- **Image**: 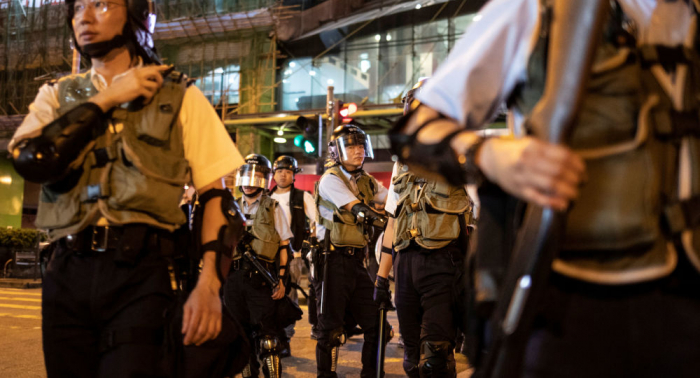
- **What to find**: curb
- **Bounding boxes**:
[0,280,42,289]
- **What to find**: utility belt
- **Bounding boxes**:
[56,224,175,264]
[231,257,278,289]
[231,257,276,274]
[329,243,364,259]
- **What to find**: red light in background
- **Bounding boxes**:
[339,103,358,118]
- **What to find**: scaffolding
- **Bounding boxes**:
[0,0,294,124]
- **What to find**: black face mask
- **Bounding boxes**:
[81,34,129,58]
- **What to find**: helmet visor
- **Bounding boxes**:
[337,133,374,162]
[235,164,271,189]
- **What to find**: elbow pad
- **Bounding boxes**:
[12,102,106,184]
[351,203,388,230]
[195,188,246,283]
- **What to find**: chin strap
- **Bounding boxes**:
[82,34,129,58]
[241,187,263,198]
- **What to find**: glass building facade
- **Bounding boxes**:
[280,13,478,111]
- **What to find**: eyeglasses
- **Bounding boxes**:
[72,1,125,18]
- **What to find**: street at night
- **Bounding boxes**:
[0,287,472,377]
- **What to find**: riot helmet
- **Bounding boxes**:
[66,0,160,64]
[402,77,429,115]
[328,124,374,166]
[235,154,272,190]
[273,155,302,174]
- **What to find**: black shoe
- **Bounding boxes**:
[280,338,291,358]
[346,326,363,338]
[280,346,291,358]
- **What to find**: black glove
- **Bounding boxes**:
[351,203,387,230]
[373,276,395,310]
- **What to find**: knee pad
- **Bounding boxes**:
[257,335,282,378]
[257,334,283,357]
[419,340,456,378]
[328,327,347,348]
[326,327,346,372]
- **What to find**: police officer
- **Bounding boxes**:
[269,155,317,356]
[375,79,473,378]
[8,0,245,376]
[390,0,700,377]
[314,124,389,378]
[224,154,293,378]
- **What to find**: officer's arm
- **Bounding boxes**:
[182,179,227,346]
[342,200,362,212]
[377,220,394,279]
[12,103,106,184]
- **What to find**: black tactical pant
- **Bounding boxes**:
[224,265,279,373]
[314,251,385,378]
[523,270,700,378]
[42,238,174,378]
[394,243,463,377]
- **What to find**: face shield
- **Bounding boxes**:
[234,164,271,190]
[336,133,374,162]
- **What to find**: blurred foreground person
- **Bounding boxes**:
[9,0,249,376]
[390,1,700,377]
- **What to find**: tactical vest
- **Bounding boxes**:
[236,194,281,263]
[392,167,472,251]
[509,2,700,284]
[35,70,190,241]
[271,185,308,252]
[315,165,377,248]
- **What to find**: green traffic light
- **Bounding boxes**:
[304,140,316,154]
[294,135,304,147]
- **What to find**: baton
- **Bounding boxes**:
[243,251,279,288]
[376,303,389,378]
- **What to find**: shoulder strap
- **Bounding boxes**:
[290,186,305,207]
[327,166,359,197]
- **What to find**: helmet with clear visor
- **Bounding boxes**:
[235,154,272,190]
[328,124,374,164]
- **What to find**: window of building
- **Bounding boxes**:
[280,14,476,111]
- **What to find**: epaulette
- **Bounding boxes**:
[166,70,186,84]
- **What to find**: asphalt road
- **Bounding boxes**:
[0,287,472,377]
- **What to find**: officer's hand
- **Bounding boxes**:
[182,276,222,346]
[373,276,395,310]
[90,65,171,112]
[478,137,586,211]
[272,282,286,300]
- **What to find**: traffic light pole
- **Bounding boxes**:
[319,86,337,175]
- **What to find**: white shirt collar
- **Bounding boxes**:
[90,56,144,92]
